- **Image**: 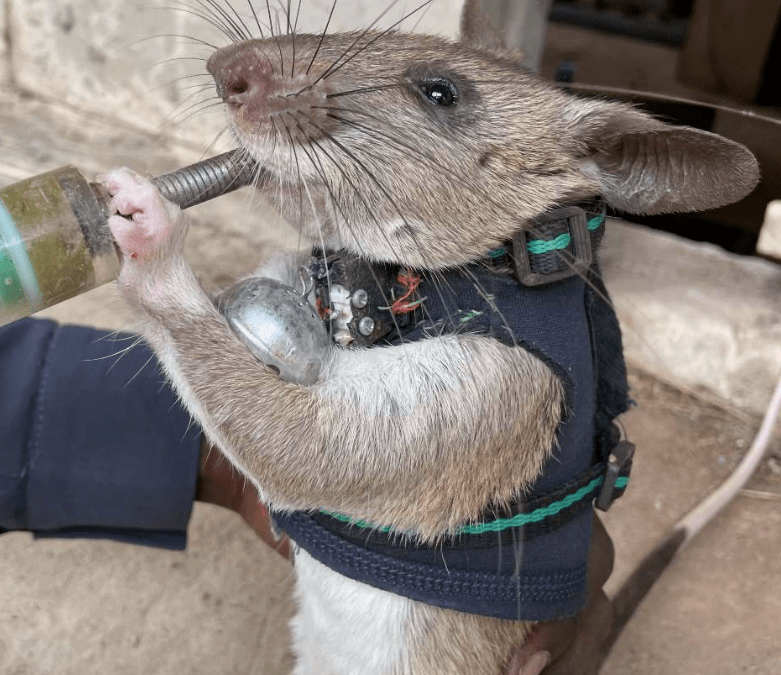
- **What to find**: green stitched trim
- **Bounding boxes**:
[487,214,605,260]
[527,232,571,255]
[525,214,605,255]
[458,475,628,535]
[587,214,605,231]
[320,473,629,536]
[459,309,484,323]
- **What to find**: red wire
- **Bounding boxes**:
[391,271,421,315]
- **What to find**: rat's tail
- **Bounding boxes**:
[600,372,781,668]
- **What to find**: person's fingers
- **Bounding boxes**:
[514,619,577,666]
[516,651,552,675]
[198,441,291,558]
[589,515,615,589]
[237,497,292,559]
[507,513,616,675]
[543,590,613,675]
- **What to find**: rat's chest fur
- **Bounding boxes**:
[291,550,538,675]
[291,551,414,675]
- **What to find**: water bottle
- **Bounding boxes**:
[0,150,257,327]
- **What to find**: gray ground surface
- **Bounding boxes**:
[2,21,781,675]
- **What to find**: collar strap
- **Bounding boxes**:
[317,432,633,546]
[489,201,607,286]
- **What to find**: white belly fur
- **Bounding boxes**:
[291,548,416,675]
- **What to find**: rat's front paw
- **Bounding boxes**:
[100,168,184,263]
[98,168,190,304]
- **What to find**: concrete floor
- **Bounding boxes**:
[2,19,781,675]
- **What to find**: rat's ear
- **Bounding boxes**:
[459,0,524,62]
[564,97,759,215]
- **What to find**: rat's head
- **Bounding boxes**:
[206,1,758,269]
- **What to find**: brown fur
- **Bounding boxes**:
[153,302,563,539]
[410,604,531,674]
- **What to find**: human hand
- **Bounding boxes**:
[196,440,291,559]
[505,514,615,675]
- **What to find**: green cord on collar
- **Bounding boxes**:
[489,214,605,260]
[459,476,628,535]
[320,473,629,537]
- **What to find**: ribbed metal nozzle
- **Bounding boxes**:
[152,149,261,209]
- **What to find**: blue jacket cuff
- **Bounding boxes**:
[0,318,201,550]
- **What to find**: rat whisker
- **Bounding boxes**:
[171,99,226,128]
[167,87,221,121]
[84,345,138,363]
[280,0,298,79]
[324,82,418,99]
[152,56,209,68]
[292,0,303,35]
[147,73,212,96]
[153,81,216,131]
[246,0,266,39]
[460,265,519,349]
[127,32,220,52]
[297,112,461,338]
[264,0,286,73]
[92,330,137,344]
[306,0,338,76]
[89,336,146,374]
[286,112,408,344]
[409,0,435,33]
[279,114,307,233]
[219,0,255,39]
[188,0,245,42]
[178,80,218,93]
[300,0,404,94]
[159,3,237,43]
[278,117,336,341]
[318,0,434,86]
[197,126,232,162]
[322,109,445,169]
[199,0,250,41]
[164,71,214,85]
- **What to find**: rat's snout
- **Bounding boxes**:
[206,39,336,150]
[207,44,273,109]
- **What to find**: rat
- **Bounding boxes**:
[98,1,759,673]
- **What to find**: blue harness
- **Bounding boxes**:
[274,202,632,621]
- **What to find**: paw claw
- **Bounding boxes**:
[98,169,182,264]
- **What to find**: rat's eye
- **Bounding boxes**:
[419,79,458,107]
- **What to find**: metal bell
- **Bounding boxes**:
[216,277,329,385]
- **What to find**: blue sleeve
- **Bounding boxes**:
[0,317,202,550]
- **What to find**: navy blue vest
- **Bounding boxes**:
[274,208,630,622]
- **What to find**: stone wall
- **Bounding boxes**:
[3,1,464,148]
[0,0,7,84]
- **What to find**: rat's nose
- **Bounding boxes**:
[207,44,271,107]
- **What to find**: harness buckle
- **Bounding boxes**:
[512,206,593,287]
[595,439,635,512]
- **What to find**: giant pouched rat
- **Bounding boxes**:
[98,1,759,673]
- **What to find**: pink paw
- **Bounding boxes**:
[99,168,182,265]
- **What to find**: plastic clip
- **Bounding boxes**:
[596,440,635,512]
[513,207,593,287]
